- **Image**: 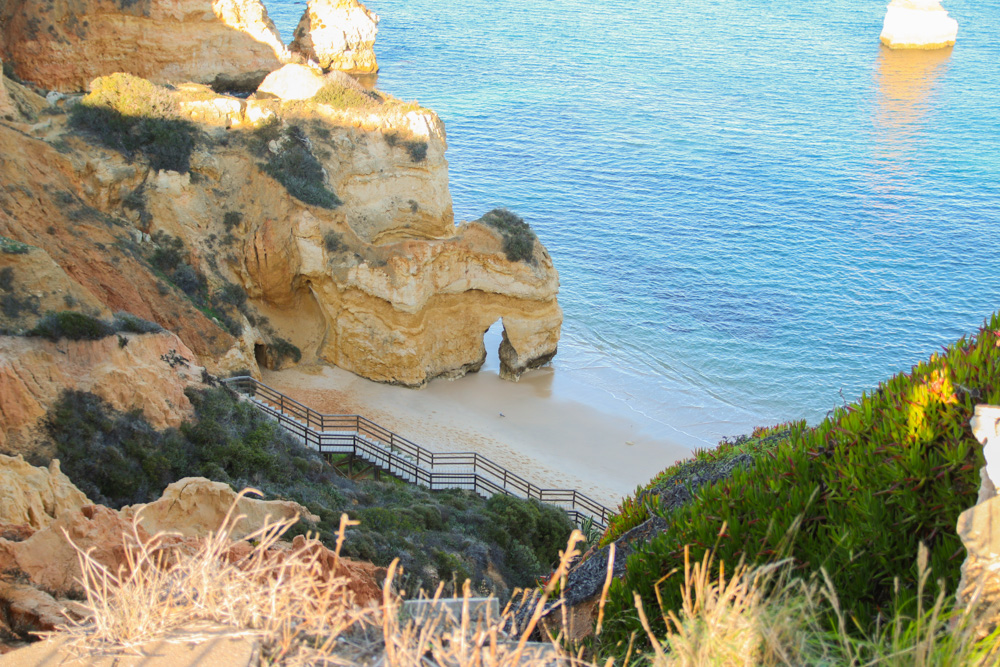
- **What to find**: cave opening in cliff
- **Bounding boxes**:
[254,343,268,370]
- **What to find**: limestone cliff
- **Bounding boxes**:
[290,0,380,74]
[0,0,561,405]
[0,0,286,92]
[880,0,958,50]
[0,65,560,391]
[0,332,206,455]
[0,0,381,93]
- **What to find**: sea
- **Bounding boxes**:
[265,0,1000,449]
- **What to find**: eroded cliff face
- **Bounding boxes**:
[0,0,381,93]
[0,59,12,118]
[0,0,286,92]
[0,63,560,393]
[0,332,207,455]
[0,455,90,529]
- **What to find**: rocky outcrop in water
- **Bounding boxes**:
[880,0,958,50]
[957,405,1000,634]
[290,0,380,73]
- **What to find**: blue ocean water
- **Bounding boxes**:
[266,0,1000,446]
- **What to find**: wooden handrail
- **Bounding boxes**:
[224,376,613,529]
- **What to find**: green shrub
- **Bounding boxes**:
[0,267,14,292]
[323,230,346,253]
[0,235,31,254]
[479,208,537,264]
[1,293,40,319]
[246,116,282,156]
[482,494,574,571]
[149,232,186,273]
[112,311,163,334]
[29,311,114,341]
[45,387,573,599]
[214,282,247,311]
[222,211,243,231]
[269,337,302,365]
[597,313,1000,654]
[404,140,428,163]
[261,126,341,209]
[171,264,204,297]
[312,83,379,109]
[69,73,197,173]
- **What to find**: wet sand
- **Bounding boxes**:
[263,341,694,508]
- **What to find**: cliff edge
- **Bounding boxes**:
[0,1,560,396]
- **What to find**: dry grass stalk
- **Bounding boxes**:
[629,539,1000,667]
[58,490,614,666]
[62,488,371,662]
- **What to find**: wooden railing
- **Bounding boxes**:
[224,376,613,530]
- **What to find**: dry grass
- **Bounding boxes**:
[58,489,602,666]
[632,538,1000,667]
[61,489,368,663]
[56,494,999,666]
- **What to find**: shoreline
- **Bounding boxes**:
[263,328,697,508]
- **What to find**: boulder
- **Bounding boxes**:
[257,64,328,101]
[120,478,320,540]
[1,504,145,596]
[957,405,1000,634]
[880,0,958,50]
[544,517,667,641]
[0,0,289,92]
[0,456,91,529]
[0,582,68,637]
[290,0,379,73]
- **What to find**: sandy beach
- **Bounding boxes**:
[263,330,695,508]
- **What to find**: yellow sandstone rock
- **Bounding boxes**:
[0,455,91,529]
[0,71,560,395]
[0,334,204,455]
[120,477,320,540]
[0,59,13,119]
[0,0,287,92]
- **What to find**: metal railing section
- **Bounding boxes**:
[224,376,613,530]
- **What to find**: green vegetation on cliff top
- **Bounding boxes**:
[43,385,573,598]
[69,73,197,173]
[593,311,1000,658]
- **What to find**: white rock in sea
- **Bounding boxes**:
[880,0,958,50]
